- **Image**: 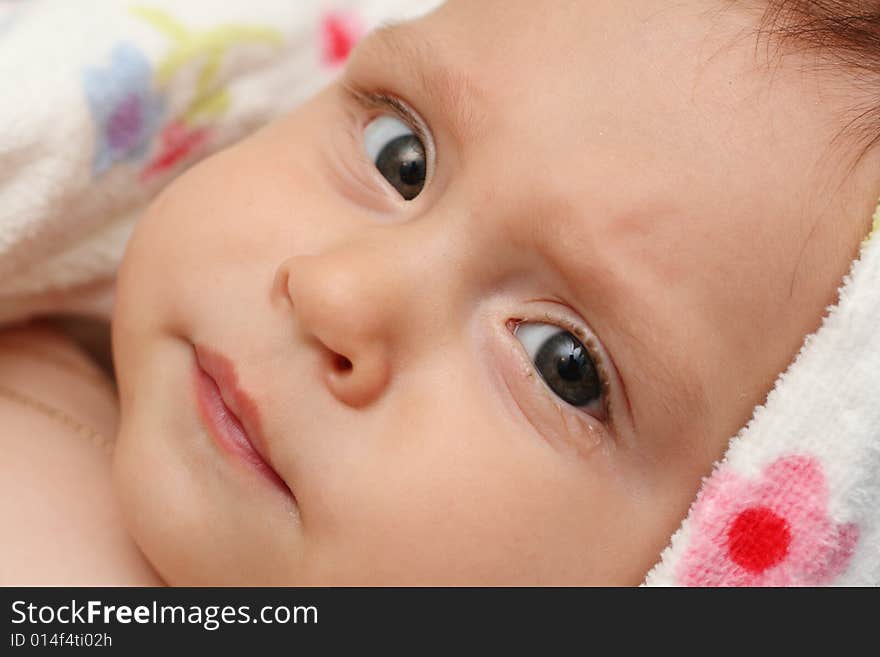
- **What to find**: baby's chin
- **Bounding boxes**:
[109,400,309,585]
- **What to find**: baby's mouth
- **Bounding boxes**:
[192,344,294,500]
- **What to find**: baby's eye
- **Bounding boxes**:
[514,322,603,410]
[362,115,427,200]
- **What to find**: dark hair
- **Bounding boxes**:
[754,1,880,172]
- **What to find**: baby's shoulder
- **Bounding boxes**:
[0,320,162,585]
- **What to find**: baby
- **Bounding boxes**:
[4,0,880,585]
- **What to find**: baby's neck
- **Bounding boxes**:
[46,315,115,384]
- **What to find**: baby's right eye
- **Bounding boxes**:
[362,114,427,200]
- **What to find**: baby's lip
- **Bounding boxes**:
[193,343,294,499]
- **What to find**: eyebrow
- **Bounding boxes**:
[345,21,489,146]
[516,196,712,437]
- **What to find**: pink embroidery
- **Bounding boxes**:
[677,455,859,586]
[140,119,210,182]
[320,10,363,67]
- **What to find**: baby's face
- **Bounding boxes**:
[111,0,878,584]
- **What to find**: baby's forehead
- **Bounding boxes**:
[344,1,781,278]
[356,1,766,170]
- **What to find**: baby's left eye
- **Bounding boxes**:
[514,322,603,409]
[362,115,427,200]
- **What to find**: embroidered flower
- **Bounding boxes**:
[139,118,210,182]
[83,42,164,175]
[677,454,859,586]
[320,10,364,68]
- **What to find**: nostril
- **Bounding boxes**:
[323,347,389,408]
[333,354,353,372]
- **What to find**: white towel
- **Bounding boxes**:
[0,0,441,326]
[644,208,880,586]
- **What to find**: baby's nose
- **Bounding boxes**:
[272,249,399,408]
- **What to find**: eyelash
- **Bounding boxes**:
[341,82,435,182]
[509,309,614,426]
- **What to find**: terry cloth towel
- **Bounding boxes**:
[0,0,442,326]
[644,206,880,586]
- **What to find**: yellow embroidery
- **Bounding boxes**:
[130,6,283,123]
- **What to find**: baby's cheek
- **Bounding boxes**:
[109,426,175,581]
[297,405,621,584]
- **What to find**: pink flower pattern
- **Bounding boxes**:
[139,119,210,182]
[320,10,364,68]
[677,455,859,586]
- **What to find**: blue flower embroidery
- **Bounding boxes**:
[0,4,23,36]
[83,43,164,175]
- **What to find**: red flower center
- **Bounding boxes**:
[726,506,792,573]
